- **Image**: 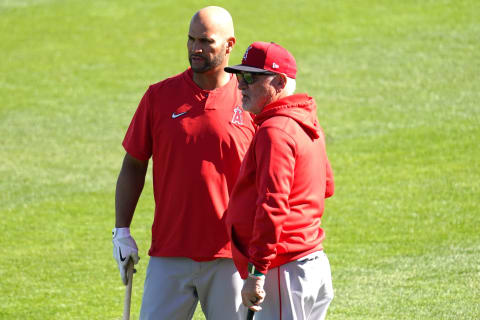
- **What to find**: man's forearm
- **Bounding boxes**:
[115,154,148,227]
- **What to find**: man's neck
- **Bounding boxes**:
[192,68,231,91]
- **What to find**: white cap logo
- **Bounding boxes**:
[272,62,279,69]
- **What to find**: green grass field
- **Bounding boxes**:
[1,0,479,319]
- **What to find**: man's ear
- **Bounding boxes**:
[275,73,287,92]
[225,36,236,54]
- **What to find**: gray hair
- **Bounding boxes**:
[284,76,296,96]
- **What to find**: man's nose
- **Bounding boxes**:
[191,41,203,53]
[237,79,248,90]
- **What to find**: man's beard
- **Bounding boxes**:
[189,52,224,73]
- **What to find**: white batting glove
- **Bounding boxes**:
[112,227,140,285]
[242,274,266,312]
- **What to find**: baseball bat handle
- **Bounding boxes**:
[123,259,135,320]
[246,309,255,320]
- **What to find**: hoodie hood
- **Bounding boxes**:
[254,93,321,139]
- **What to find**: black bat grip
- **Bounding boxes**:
[246,309,255,320]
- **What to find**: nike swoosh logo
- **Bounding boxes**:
[119,248,126,262]
[172,111,188,119]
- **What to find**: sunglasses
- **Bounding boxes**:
[236,71,277,85]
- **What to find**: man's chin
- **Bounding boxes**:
[191,67,208,73]
[190,61,211,73]
[241,102,253,113]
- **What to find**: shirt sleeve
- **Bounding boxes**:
[248,127,296,274]
[122,87,153,161]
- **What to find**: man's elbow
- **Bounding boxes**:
[325,180,334,198]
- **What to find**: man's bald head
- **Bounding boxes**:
[190,6,234,40]
[187,6,236,75]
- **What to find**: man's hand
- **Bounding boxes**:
[242,274,266,312]
[112,227,140,285]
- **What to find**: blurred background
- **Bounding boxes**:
[1,0,479,319]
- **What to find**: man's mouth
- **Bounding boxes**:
[190,55,205,62]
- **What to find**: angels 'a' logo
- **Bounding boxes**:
[242,46,252,63]
[231,106,243,125]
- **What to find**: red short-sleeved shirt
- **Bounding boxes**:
[123,68,255,260]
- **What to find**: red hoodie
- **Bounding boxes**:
[225,93,334,279]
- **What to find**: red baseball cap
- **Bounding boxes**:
[225,41,297,79]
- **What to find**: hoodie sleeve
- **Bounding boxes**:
[325,158,334,198]
[317,127,334,198]
[248,126,296,274]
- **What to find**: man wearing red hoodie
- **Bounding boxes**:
[225,42,335,320]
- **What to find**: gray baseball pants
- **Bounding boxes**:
[254,251,334,320]
[139,257,247,320]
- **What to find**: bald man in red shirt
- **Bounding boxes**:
[112,7,254,320]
